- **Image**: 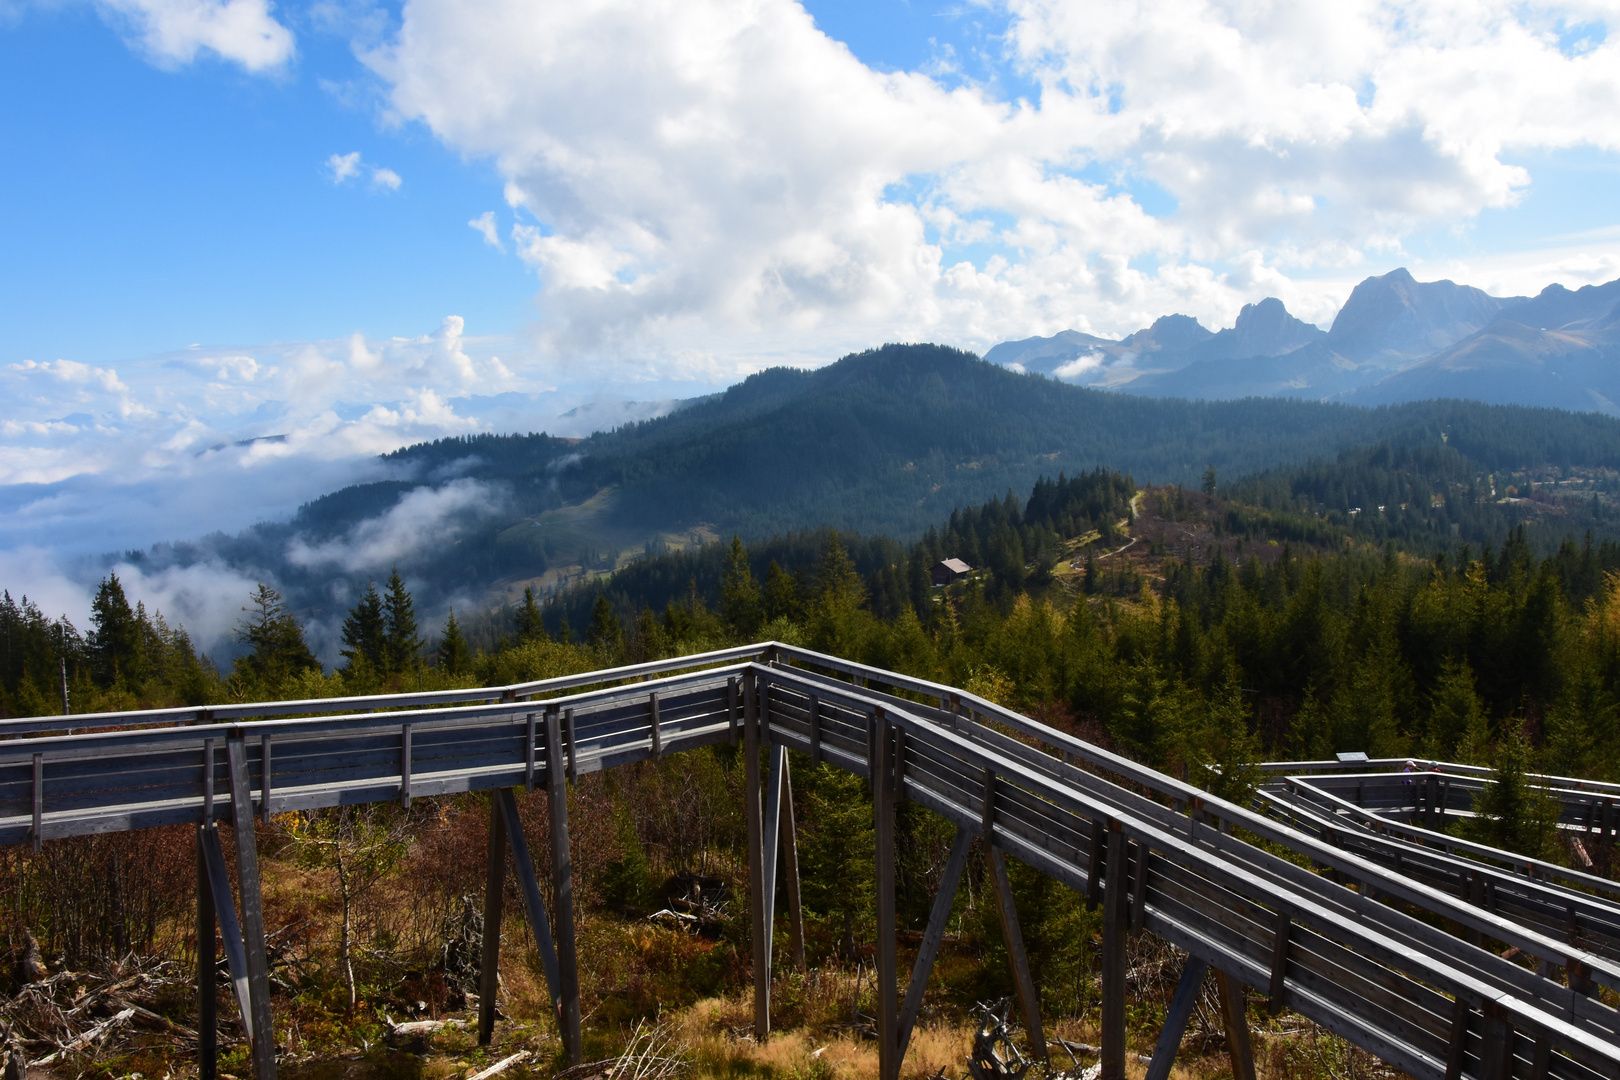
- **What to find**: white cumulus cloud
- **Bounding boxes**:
[359,0,1620,366]
[469,210,504,251]
[95,0,294,71]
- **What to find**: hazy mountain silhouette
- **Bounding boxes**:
[985,267,1620,410]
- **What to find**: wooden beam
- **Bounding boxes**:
[897,825,972,1060]
[198,825,253,1043]
[1101,823,1127,1080]
[226,736,277,1080]
[1268,910,1291,1015]
[31,753,41,853]
[744,670,769,1040]
[1130,839,1149,936]
[494,788,561,1005]
[1086,817,1105,911]
[1480,1003,1512,1080]
[875,713,899,1080]
[259,735,273,824]
[778,754,807,974]
[762,743,786,980]
[399,724,412,808]
[524,714,536,793]
[1216,971,1255,1080]
[196,827,217,1080]
[1445,996,1470,1080]
[650,692,662,758]
[1145,956,1208,1080]
[478,793,506,1046]
[545,707,582,1064]
[984,767,1047,1064]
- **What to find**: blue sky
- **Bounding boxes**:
[3,0,1620,628]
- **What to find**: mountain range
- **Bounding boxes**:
[111,343,1620,659]
[984,268,1620,413]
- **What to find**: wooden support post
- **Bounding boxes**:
[762,744,786,980]
[875,714,899,1080]
[1216,972,1255,1080]
[744,670,770,1040]
[31,753,42,852]
[479,793,506,1046]
[808,694,822,765]
[399,724,412,808]
[1445,997,1471,1080]
[198,826,254,1044]
[197,827,218,1080]
[1101,823,1127,1080]
[525,714,536,793]
[1086,817,1106,910]
[494,789,561,1005]
[226,736,276,1080]
[1480,1004,1511,1080]
[565,707,578,784]
[650,692,662,758]
[727,677,739,746]
[983,767,1047,1064]
[259,735,273,824]
[778,753,807,972]
[545,706,582,1063]
[1268,910,1291,1015]
[1146,957,1208,1080]
[1129,840,1149,936]
[898,826,971,1061]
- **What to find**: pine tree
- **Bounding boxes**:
[514,586,546,642]
[236,584,318,686]
[382,568,422,673]
[587,593,624,656]
[88,573,142,688]
[1424,657,1486,760]
[764,560,798,623]
[719,535,764,639]
[438,610,471,675]
[340,582,386,673]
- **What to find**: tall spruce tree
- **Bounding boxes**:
[719,535,763,639]
[88,573,141,688]
[382,568,421,673]
[236,584,318,686]
[514,586,546,642]
[438,610,471,675]
[340,582,386,673]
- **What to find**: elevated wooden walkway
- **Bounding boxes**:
[2,644,1617,1080]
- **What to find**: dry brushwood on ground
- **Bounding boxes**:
[0,955,202,1072]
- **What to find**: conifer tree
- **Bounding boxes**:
[382,568,421,673]
[587,593,624,656]
[764,560,798,623]
[514,586,546,642]
[88,573,141,688]
[438,610,471,675]
[1424,658,1486,760]
[340,582,386,673]
[719,535,763,639]
[236,584,318,686]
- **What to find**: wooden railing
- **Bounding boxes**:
[0,644,1615,1080]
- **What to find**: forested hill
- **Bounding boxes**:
[124,343,1620,654]
[357,343,1620,541]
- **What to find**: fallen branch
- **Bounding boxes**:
[108,997,199,1040]
[385,1016,468,1038]
[30,1007,135,1066]
[466,1050,529,1080]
